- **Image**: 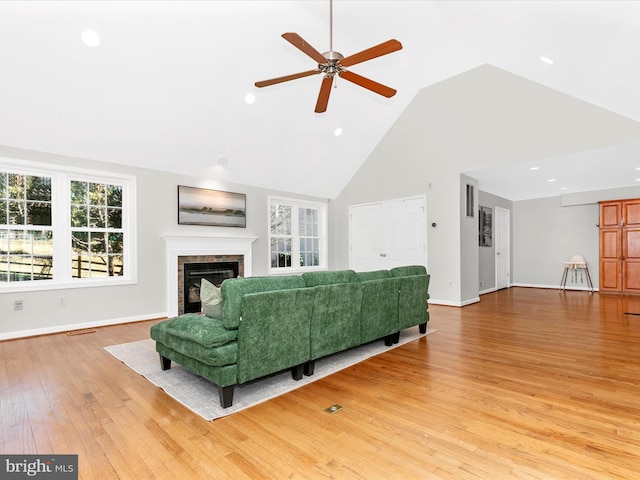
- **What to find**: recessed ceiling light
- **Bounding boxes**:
[81,29,101,47]
[540,56,553,65]
[560,187,568,190]
[547,178,556,182]
[636,178,640,182]
[530,166,540,171]
[334,127,343,137]
[636,167,640,171]
[244,93,256,105]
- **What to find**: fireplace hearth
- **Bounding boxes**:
[183,261,238,313]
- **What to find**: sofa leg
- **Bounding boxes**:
[292,363,304,381]
[394,332,400,344]
[159,354,171,371]
[384,334,394,346]
[219,385,234,408]
[419,322,427,334]
[304,360,315,376]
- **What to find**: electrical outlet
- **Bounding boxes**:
[57,296,66,306]
[14,300,23,311]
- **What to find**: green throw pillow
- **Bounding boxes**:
[201,278,223,319]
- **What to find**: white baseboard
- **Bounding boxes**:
[480,287,497,295]
[429,297,480,307]
[511,282,597,292]
[0,312,167,341]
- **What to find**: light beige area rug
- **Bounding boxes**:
[105,326,436,421]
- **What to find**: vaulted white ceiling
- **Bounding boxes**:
[1,1,640,200]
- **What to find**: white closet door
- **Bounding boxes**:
[350,197,426,271]
[349,202,384,272]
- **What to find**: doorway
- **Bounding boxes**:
[494,206,511,290]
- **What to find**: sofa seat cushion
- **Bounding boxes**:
[159,313,237,347]
[150,314,238,367]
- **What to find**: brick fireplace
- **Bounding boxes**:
[163,235,257,317]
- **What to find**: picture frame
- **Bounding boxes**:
[479,205,492,247]
[177,185,246,228]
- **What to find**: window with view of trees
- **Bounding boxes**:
[269,197,327,273]
[70,181,124,278]
[0,162,135,289]
[0,173,53,282]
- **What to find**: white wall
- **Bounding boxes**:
[332,64,640,305]
[512,196,599,289]
[0,146,326,339]
[460,174,480,305]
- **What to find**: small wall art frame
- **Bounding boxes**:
[479,205,492,247]
[177,185,246,228]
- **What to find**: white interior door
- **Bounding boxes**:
[383,198,426,268]
[349,203,384,272]
[495,206,511,289]
[350,197,426,271]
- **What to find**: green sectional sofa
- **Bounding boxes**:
[150,266,430,408]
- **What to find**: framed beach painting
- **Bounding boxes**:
[177,185,246,227]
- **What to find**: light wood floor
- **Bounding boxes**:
[3,287,640,479]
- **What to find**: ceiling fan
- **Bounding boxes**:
[254,0,403,113]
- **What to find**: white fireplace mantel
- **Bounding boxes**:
[163,235,257,317]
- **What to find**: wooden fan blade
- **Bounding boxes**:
[255,69,320,88]
[338,70,397,98]
[340,39,402,68]
[282,32,328,64]
[315,75,334,113]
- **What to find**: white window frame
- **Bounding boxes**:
[0,157,137,293]
[268,195,328,275]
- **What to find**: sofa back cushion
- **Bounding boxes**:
[390,265,427,277]
[308,282,364,359]
[302,270,357,287]
[359,276,400,343]
[397,273,430,330]
[221,275,306,328]
[237,287,314,383]
[355,270,392,282]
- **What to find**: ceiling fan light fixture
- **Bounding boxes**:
[254,0,402,113]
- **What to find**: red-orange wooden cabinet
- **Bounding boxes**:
[599,199,640,294]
